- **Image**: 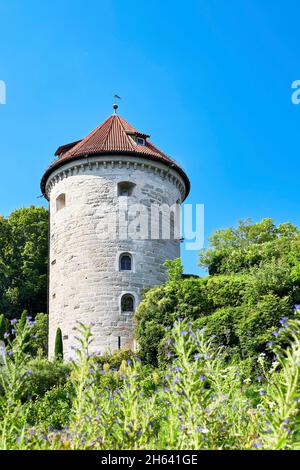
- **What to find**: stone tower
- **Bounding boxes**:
[41,108,190,359]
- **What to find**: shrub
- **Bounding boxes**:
[18,358,71,400]
[54,327,63,361]
[25,383,73,430]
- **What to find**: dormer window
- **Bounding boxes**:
[136,137,145,146]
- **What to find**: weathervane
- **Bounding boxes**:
[113,94,121,114]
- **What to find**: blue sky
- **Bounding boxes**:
[0,0,299,275]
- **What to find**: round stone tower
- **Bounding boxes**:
[41,108,190,359]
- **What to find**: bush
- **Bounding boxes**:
[25,383,73,430]
[135,219,300,367]
[18,358,71,400]
[54,327,63,361]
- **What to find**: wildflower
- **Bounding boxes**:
[166,338,172,344]
[293,397,299,402]
[10,319,18,325]
[293,304,300,311]
[279,317,289,324]
[253,442,262,449]
[177,317,183,322]
[181,330,188,335]
[199,375,205,381]
[273,331,279,337]
[11,329,16,334]
[257,375,262,382]
[127,359,132,365]
[167,352,172,358]
[4,332,9,339]
[27,369,33,374]
[266,341,273,347]
[178,425,184,430]
[196,426,209,434]
[194,354,200,361]
[259,389,265,396]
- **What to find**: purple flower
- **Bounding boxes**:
[10,319,18,325]
[181,330,188,336]
[273,331,279,337]
[253,442,262,449]
[280,317,289,324]
[194,354,200,361]
[127,359,132,365]
[257,375,262,382]
[167,352,172,358]
[196,427,206,433]
[4,332,9,339]
[293,304,300,311]
[177,317,183,322]
[27,370,33,375]
[11,329,16,334]
[259,389,265,396]
[293,397,299,402]
[266,342,273,347]
[199,375,205,381]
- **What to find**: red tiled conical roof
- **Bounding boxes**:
[41,113,190,199]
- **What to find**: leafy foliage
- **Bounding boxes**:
[135,219,300,367]
[0,206,48,319]
[0,317,300,449]
[54,328,63,361]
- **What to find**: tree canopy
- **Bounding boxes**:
[135,218,300,368]
[0,206,48,318]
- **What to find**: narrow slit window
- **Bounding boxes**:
[56,193,66,211]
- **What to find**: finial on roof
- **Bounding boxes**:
[113,94,121,114]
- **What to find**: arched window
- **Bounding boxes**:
[121,294,134,314]
[56,193,66,211]
[118,181,135,197]
[120,253,132,271]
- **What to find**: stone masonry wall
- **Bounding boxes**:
[46,155,186,359]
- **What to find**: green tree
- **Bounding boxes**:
[0,206,48,318]
[0,314,8,341]
[135,218,300,368]
[54,328,63,361]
